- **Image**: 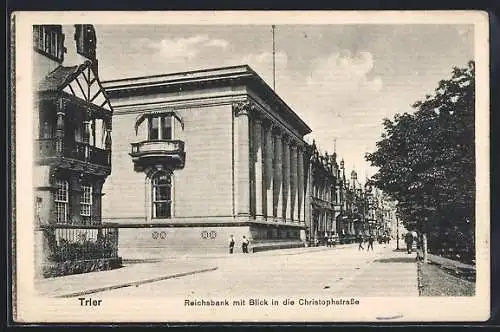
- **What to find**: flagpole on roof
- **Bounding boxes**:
[272,24,276,91]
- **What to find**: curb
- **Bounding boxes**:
[416,262,424,296]
[56,266,218,298]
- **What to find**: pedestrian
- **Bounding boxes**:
[242,236,250,254]
[229,234,235,254]
[357,235,364,251]
[405,233,413,254]
[416,240,424,262]
[367,234,374,251]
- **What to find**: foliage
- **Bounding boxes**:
[49,235,118,262]
[365,61,475,261]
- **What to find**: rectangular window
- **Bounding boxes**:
[160,116,172,140]
[152,172,172,218]
[148,116,173,140]
[80,184,93,222]
[33,25,64,62]
[149,117,159,140]
[55,179,69,223]
[74,124,83,143]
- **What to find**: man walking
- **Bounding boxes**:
[405,232,414,254]
[357,235,364,251]
[229,234,235,254]
[367,234,375,251]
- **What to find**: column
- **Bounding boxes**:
[55,111,65,153]
[282,135,291,222]
[297,146,304,222]
[253,117,264,220]
[264,122,274,220]
[291,144,299,222]
[105,118,112,166]
[304,154,311,229]
[233,101,251,219]
[273,130,283,220]
[83,111,91,161]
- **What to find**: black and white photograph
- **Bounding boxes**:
[12,11,489,322]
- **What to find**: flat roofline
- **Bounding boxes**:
[102,65,312,135]
[103,64,251,85]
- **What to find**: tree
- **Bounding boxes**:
[365,61,475,263]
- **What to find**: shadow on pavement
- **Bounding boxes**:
[374,257,416,264]
[392,248,409,253]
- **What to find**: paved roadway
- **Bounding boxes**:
[98,243,418,298]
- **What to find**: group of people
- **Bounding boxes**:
[404,232,421,254]
[404,232,425,261]
[313,235,338,247]
[228,235,250,254]
[357,234,375,251]
[377,235,391,244]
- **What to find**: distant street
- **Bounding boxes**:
[98,243,418,298]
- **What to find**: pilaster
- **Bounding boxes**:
[233,101,254,219]
[273,129,283,220]
[291,144,299,222]
[253,116,264,220]
[282,135,291,222]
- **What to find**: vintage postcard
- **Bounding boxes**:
[12,11,489,323]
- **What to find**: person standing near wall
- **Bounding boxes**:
[242,236,250,254]
[229,235,235,254]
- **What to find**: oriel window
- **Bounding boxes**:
[152,172,172,219]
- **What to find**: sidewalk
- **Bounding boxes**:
[35,244,360,298]
[337,244,419,297]
[35,259,218,298]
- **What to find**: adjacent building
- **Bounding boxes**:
[305,141,343,245]
[33,24,120,277]
[101,65,312,259]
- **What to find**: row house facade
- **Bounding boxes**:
[33,24,120,277]
[303,141,384,245]
[372,189,398,238]
[340,169,368,239]
[305,142,341,245]
[101,65,312,259]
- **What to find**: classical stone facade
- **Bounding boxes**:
[101,66,312,258]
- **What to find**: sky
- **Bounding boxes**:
[95,24,474,180]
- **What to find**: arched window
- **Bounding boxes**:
[152,172,172,218]
[55,179,69,223]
